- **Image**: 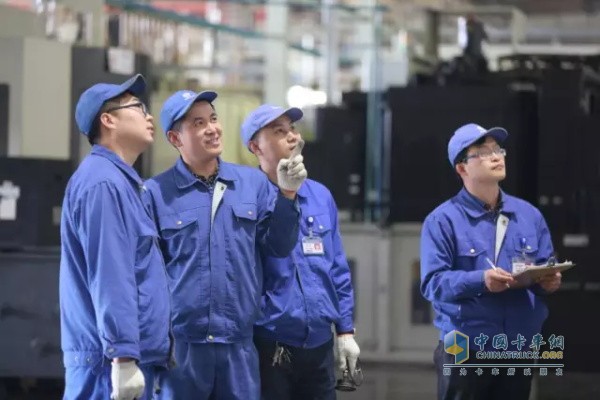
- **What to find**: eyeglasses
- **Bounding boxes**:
[463,147,507,162]
[105,102,149,117]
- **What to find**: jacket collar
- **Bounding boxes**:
[296,181,309,199]
[91,145,142,186]
[456,187,516,219]
[173,157,237,189]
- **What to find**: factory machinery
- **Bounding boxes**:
[1,51,600,398]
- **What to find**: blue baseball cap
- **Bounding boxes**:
[240,104,303,149]
[160,90,218,134]
[75,74,146,136]
[448,123,508,166]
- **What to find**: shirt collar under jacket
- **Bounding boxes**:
[173,157,237,189]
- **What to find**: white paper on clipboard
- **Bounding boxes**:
[512,261,575,282]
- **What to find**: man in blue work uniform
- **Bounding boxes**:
[241,104,360,400]
[143,91,306,399]
[60,74,172,400]
[420,123,562,400]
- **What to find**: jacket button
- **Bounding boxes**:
[319,225,324,230]
[526,245,531,250]
[176,221,182,225]
[248,211,253,216]
[207,335,214,341]
[108,348,114,354]
[470,249,475,254]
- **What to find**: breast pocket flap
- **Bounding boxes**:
[309,214,332,234]
[456,240,485,258]
[158,214,197,233]
[512,235,539,254]
[232,203,258,221]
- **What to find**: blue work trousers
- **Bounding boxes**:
[156,338,259,400]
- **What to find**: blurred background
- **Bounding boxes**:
[0,0,599,399]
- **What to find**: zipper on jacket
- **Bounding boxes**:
[204,179,226,340]
[205,182,215,339]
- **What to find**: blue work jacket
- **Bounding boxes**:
[60,145,171,371]
[254,179,355,348]
[421,188,554,350]
[143,158,299,344]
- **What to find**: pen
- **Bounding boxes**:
[485,257,497,270]
[485,257,510,288]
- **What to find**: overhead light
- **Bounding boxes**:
[286,85,327,108]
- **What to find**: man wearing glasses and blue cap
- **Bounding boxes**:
[241,104,361,400]
[142,91,307,399]
[420,123,562,400]
[60,75,172,400]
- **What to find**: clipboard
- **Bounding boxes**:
[512,261,575,281]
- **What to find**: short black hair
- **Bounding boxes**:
[454,136,488,165]
[249,130,260,144]
[86,94,130,145]
[171,119,183,132]
[87,123,100,146]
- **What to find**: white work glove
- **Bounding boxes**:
[110,360,145,400]
[337,334,361,375]
[277,140,307,192]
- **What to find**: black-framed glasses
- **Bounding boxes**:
[105,102,148,117]
[463,147,506,163]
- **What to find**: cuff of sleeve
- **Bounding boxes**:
[276,191,300,213]
[463,270,486,296]
[103,342,140,361]
[336,320,355,335]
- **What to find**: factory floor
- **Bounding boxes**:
[2,362,599,399]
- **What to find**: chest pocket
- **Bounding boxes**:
[455,238,486,271]
[511,234,539,258]
[134,217,160,269]
[231,203,258,241]
[301,213,332,237]
[159,214,197,238]
[301,213,333,261]
[157,210,200,264]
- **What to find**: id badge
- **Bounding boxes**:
[511,254,532,275]
[511,257,527,275]
[302,236,324,255]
